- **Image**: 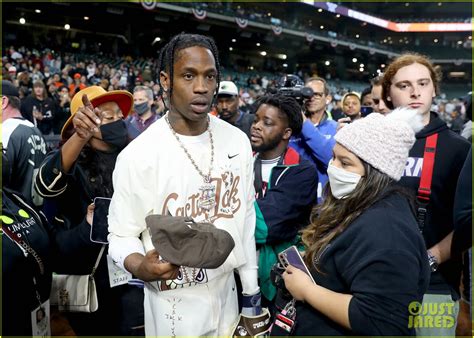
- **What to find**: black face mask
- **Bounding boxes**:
[134,102,149,116]
[100,120,128,150]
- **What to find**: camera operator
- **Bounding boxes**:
[288,76,337,201]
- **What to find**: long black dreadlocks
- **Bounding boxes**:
[157,33,221,109]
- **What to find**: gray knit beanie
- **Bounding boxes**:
[335,107,424,180]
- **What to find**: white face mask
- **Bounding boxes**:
[327,161,362,199]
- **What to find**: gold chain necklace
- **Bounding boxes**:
[165,114,216,211]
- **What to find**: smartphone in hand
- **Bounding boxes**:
[91,197,111,244]
[278,246,316,284]
[360,106,374,117]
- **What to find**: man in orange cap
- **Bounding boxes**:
[35,86,145,336]
[68,73,86,97]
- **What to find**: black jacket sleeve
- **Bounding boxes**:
[35,149,77,198]
[337,198,429,336]
[451,148,472,256]
[35,149,101,274]
[43,199,104,275]
[347,250,425,335]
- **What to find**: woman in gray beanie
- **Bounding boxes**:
[274,107,431,336]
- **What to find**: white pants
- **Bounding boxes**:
[144,272,238,336]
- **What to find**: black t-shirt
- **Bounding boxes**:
[234,111,255,139]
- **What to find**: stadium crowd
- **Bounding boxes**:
[2,45,469,140]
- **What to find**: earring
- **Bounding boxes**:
[387,97,391,101]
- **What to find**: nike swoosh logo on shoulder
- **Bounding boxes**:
[228,153,239,159]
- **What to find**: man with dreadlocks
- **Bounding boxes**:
[108,33,260,336]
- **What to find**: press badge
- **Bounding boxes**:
[107,254,132,287]
[31,299,51,337]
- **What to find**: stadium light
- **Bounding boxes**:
[320,25,324,29]
[359,67,364,72]
[19,17,26,24]
[256,43,260,47]
[469,36,472,40]
[64,24,70,30]
[277,54,287,60]
[229,47,233,51]
[381,64,386,68]
[35,9,41,13]
[359,63,364,67]
[283,63,288,68]
[356,34,360,38]
[318,8,323,13]
[325,61,330,66]
[457,40,463,45]
[84,16,89,20]
[352,58,357,63]
[336,14,340,18]
[232,39,236,43]
[449,72,465,77]
[260,51,267,56]
[152,37,161,45]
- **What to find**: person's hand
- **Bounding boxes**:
[33,109,43,121]
[336,117,351,131]
[72,94,102,141]
[60,93,70,103]
[301,110,307,122]
[86,202,95,225]
[136,249,180,282]
[283,265,314,301]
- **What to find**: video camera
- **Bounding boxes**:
[270,74,314,105]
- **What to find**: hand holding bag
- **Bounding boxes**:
[50,245,105,313]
